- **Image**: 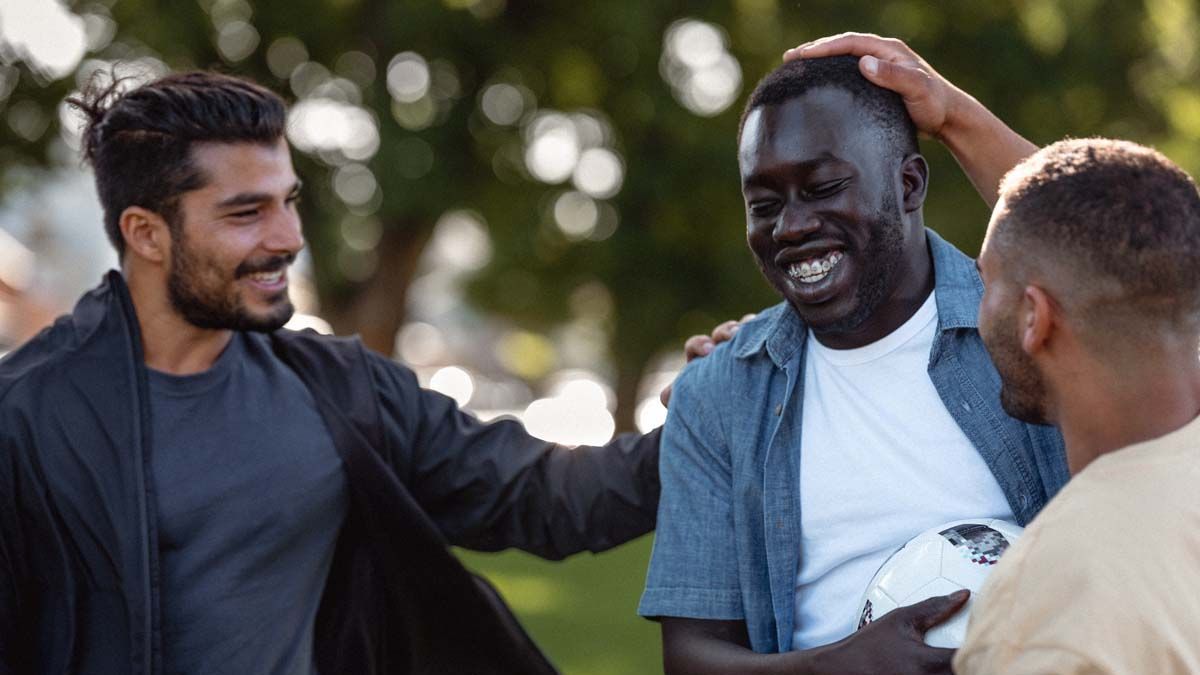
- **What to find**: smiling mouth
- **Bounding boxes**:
[245,269,285,285]
[786,250,844,284]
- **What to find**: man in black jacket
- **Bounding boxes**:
[0,71,660,674]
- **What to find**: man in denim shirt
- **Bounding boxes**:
[640,41,1070,674]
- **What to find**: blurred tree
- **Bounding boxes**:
[2,0,1198,431]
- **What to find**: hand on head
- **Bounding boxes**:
[784,32,966,142]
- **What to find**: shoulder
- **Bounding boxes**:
[968,470,1170,644]
[0,314,84,407]
[672,302,787,401]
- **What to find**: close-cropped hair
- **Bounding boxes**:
[68,71,288,258]
[738,55,918,160]
[996,138,1200,331]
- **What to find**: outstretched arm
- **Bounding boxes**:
[786,33,1036,208]
[380,356,661,559]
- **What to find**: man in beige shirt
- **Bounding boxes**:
[955,138,1200,674]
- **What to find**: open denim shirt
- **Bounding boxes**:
[639,229,1069,653]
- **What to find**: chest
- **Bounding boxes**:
[148,360,347,550]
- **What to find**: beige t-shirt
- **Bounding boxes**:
[954,414,1200,675]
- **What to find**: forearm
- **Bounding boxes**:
[939,89,1037,208]
[662,618,834,675]
[666,640,813,675]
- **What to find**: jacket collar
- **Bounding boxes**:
[733,229,983,367]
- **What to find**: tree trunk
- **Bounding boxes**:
[323,220,434,356]
[613,350,648,435]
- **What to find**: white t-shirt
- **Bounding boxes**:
[792,291,1013,650]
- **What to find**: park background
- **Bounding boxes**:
[0,0,1198,672]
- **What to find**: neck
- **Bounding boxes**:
[124,267,233,375]
[1054,341,1200,474]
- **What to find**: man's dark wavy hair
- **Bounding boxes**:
[68,71,287,259]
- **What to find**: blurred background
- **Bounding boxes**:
[1,0,1198,672]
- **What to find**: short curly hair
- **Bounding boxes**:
[738,55,918,161]
[995,138,1200,336]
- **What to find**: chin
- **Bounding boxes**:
[785,291,869,335]
[999,389,1052,426]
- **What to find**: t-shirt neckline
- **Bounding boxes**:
[808,290,938,367]
[147,332,244,398]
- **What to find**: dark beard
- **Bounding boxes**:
[983,310,1051,425]
[822,194,906,334]
[167,230,295,332]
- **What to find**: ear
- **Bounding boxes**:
[119,206,172,265]
[1020,285,1058,356]
[899,153,929,213]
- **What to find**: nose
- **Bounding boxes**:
[266,207,306,256]
[774,203,821,243]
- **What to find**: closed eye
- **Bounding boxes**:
[748,199,781,218]
[806,178,851,199]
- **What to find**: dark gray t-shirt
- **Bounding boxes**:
[148,332,348,675]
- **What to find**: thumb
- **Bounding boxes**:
[903,589,970,633]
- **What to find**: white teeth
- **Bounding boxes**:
[786,251,843,284]
[249,270,283,283]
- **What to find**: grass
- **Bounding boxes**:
[457,534,662,675]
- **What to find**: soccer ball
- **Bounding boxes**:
[855,519,1023,648]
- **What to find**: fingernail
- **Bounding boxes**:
[730,324,741,334]
[701,342,713,355]
[861,55,879,75]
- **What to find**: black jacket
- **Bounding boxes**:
[0,272,661,674]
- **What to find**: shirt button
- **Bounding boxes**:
[774,404,783,416]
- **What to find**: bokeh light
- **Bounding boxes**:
[572,147,624,198]
[287,98,380,162]
[480,82,528,126]
[522,372,616,447]
[387,51,431,103]
[396,322,448,365]
[216,20,259,62]
[332,163,379,206]
[553,191,599,240]
[430,365,475,407]
[430,210,492,271]
[660,18,743,116]
[0,0,87,81]
[524,113,581,183]
[267,36,307,79]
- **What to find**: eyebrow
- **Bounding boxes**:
[215,180,303,209]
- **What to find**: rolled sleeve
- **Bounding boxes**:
[638,361,743,620]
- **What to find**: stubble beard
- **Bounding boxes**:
[166,228,294,333]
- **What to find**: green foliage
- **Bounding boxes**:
[6,1,1199,422]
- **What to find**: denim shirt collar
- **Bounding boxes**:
[733,229,981,367]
